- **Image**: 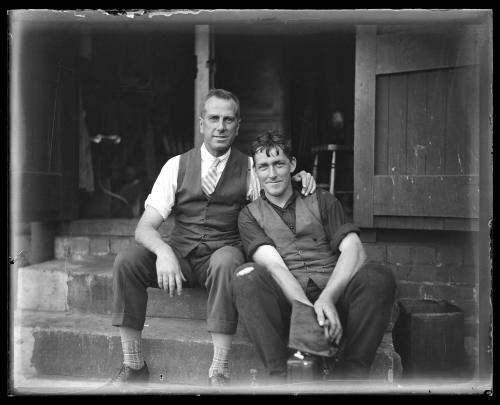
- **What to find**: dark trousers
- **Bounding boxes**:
[231,261,396,379]
[112,242,245,334]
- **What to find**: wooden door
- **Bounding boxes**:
[354,24,485,231]
[11,21,79,222]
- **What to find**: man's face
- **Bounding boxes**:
[254,146,297,198]
[200,96,240,157]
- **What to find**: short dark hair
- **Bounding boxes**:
[201,88,240,119]
[250,130,293,162]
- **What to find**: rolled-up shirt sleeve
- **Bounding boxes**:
[238,206,276,259]
[316,188,360,253]
[144,155,179,220]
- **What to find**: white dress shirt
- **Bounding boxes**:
[144,143,261,220]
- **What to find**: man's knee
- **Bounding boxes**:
[209,245,245,270]
[356,262,396,299]
[113,245,148,278]
[232,263,266,297]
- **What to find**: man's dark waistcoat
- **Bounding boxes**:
[168,146,249,257]
[247,192,338,288]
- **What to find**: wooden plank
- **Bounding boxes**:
[56,64,79,220]
[425,69,447,174]
[353,25,377,227]
[382,216,444,230]
[465,65,480,175]
[22,76,58,172]
[194,25,211,148]
[359,228,377,243]
[387,74,407,174]
[373,175,479,218]
[445,67,469,175]
[477,20,493,380]
[376,26,480,75]
[375,75,389,175]
[406,71,427,175]
[374,216,478,231]
[443,218,479,231]
[13,172,62,222]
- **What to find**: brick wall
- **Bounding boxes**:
[362,231,479,369]
[54,236,135,260]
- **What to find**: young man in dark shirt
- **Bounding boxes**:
[233,131,396,381]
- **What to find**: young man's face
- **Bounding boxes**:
[254,146,297,198]
[200,96,240,157]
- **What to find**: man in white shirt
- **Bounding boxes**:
[109,89,316,387]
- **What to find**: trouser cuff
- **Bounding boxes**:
[207,318,237,335]
[112,312,145,331]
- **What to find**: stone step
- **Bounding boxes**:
[16,257,207,320]
[14,310,401,386]
[57,218,172,237]
[17,255,401,329]
[13,310,262,386]
[55,218,174,260]
[54,220,166,259]
[11,374,480,395]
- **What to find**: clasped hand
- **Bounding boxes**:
[313,298,343,346]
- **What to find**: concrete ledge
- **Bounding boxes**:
[16,257,208,319]
[57,217,174,237]
[14,310,401,385]
[15,311,263,385]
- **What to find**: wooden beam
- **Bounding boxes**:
[477,20,493,382]
[373,216,479,231]
[354,25,376,227]
[30,221,55,264]
[13,171,62,222]
[373,174,479,218]
[194,24,212,148]
[376,25,480,75]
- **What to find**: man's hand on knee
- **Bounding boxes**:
[156,248,186,297]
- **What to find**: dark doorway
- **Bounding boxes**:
[78,25,195,219]
[215,25,356,217]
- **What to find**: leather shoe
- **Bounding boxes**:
[208,374,230,387]
[108,362,150,385]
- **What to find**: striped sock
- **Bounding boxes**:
[209,345,230,378]
[122,339,145,370]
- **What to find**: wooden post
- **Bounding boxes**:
[478,19,493,383]
[329,150,337,194]
[30,221,55,264]
[194,25,213,148]
[312,153,319,180]
[353,25,377,228]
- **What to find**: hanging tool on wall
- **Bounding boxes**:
[91,134,134,214]
[90,134,122,144]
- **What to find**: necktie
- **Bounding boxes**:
[201,158,221,196]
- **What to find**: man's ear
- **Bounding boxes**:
[290,157,297,173]
[235,119,241,136]
[199,116,204,133]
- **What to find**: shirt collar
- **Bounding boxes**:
[201,143,231,165]
[260,183,301,210]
